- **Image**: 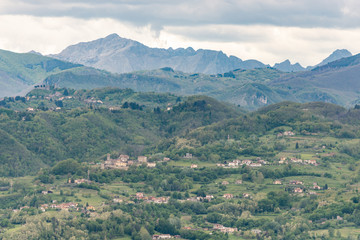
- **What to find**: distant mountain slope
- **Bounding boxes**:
[313,53,360,71]
[43,66,287,109]
[0,50,82,97]
[51,34,267,74]
[315,49,352,67]
[273,60,305,72]
[270,54,360,107]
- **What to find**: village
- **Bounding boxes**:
[100,153,164,170]
[4,122,343,240]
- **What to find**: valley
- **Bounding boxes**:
[1,89,360,239]
[0,35,360,240]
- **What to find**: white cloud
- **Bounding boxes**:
[161,25,360,66]
[1,0,359,28]
[0,15,165,54]
[0,15,360,67]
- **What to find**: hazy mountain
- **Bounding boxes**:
[1,44,360,110]
[44,67,287,109]
[270,53,360,106]
[51,33,267,74]
[308,49,353,69]
[313,53,360,71]
[273,59,305,72]
[27,50,42,56]
[44,50,360,109]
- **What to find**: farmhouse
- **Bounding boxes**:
[136,192,145,199]
[235,180,243,184]
[220,227,238,233]
[223,193,233,199]
[190,164,198,168]
[283,131,295,136]
[119,154,130,161]
[213,224,237,233]
[138,156,148,163]
[249,163,262,167]
[290,180,303,185]
[291,158,303,163]
[228,162,238,167]
[242,159,252,165]
[273,180,282,185]
[243,193,251,198]
[184,153,193,158]
[147,162,156,168]
[152,234,172,239]
[304,159,317,165]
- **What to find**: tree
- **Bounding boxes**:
[55,100,63,107]
[139,227,151,240]
[155,219,178,235]
[295,142,299,149]
[122,102,129,109]
[52,159,82,175]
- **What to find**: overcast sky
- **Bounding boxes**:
[1,0,360,66]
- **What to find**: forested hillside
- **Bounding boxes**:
[0,91,240,176]
[2,91,360,239]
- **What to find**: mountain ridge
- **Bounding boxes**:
[273,59,305,72]
[51,33,268,74]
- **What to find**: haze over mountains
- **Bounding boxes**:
[52,34,352,74]
[0,33,359,110]
[52,34,267,74]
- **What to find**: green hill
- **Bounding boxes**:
[153,101,360,161]
[0,93,241,177]
[0,50,81,97]
[43,66,287,109]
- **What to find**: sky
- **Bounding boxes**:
[1,0,360,67]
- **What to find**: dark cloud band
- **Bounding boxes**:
[1,0,359,28]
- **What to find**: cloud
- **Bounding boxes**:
[161,24,360,66]
[1,0,359,28]
[0,15,165,54]
[0,1,360,67]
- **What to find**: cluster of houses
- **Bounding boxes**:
[279,157,318,166]
[38,203,96,212]
[58,96,73,101]
[190,164,198,168]
[102,154,159,170]
[220,179,243,186]
[213,224,238,233]
[215,155,319,169]
[186,195,214,202]
[66,178,92,184]
[277,131,295,137]
[135,192,170,204]
[287,180,323,193]
[41,202,78,211]
[152,234,179,239]
[289,180,304,193]
[217,158,267,168]
[84,97,103,104]
[222,193,251,199]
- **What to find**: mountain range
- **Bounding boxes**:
[0,34,359,110]
[51,33,267,75]
[51,34,352,74]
